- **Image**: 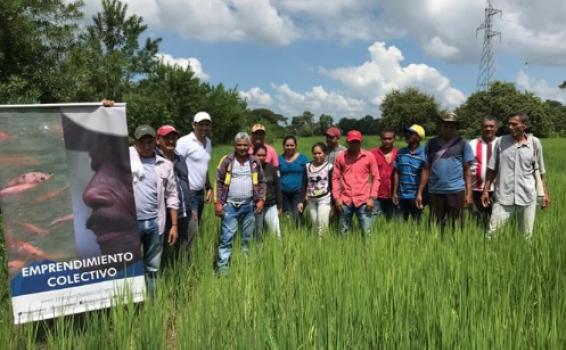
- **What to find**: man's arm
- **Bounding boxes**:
[392,169,400,206]
[331,156,343,209]
[164,165,180,245]
[367,156,380,210]
[416,165,429,209]
[464,162,473,207]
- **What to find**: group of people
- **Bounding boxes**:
[127,108,551,286]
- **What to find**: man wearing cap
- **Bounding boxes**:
[326,127,346,166]
[469,117,498,231]
[416,112,474,233]
[130,125,179,295]
[156,125,198,261]
[332,130,380,235]
[249,123,279,168]
[392,124,427,223]
[370,130,399,221]
[176,111,213,225]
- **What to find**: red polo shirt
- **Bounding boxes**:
[370,147,398,199]
[332,149,380,207]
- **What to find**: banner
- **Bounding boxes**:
[0,104,144,324]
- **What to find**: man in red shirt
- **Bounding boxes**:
[370,130,399,221]
[332,130,380,235]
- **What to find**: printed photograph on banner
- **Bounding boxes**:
[0,105,144,324]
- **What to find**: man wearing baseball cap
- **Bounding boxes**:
[325,127,346,166]
[392,124,427,223]
[370,129,399,221]
[332,130,380,235]
[176,111,213,228]
[156,125,198,262]
[416,112,474,234]
[248,123,279,168]
[130,125,179,295]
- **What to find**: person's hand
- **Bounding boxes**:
[542,194,551,209]
[481,191,490,208]
[464,192,473,208]
[366,198,374,212]
[416,193,423,210]
[335,199,343,212]
[167,225,178,246]
[101,99,114,107]
[206,189,213,203]
[255,200,265,214]
[214,202,224,217]
[392,193,399,206]
[297,202,304,214]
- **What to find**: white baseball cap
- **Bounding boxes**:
[193,111,212,123]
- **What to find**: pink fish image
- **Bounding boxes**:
[0,130,13,142]
[0,172,52,197]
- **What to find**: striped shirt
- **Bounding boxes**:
[394,146,426,199]
[469,137,497,192]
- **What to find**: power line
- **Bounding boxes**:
[476,0,502,91]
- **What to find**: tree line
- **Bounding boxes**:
[1,0,566,143]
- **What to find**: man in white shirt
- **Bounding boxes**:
[469,117,498,231]
[176,111,213,224]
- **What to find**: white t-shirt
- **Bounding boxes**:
[176,132,212,191]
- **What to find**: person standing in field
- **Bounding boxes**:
[370,130,399,221]
[129,125,179,296]
[332,130,380,236]
[176,111,213,224]
[416,112,474,234]
[249,123,279,168]
[326,127,346,166]
[392,124,427,223]
[298,143,333,237]
[278,136,309,227]
[214,132,265,272]
[254,145,282,239]
[156,125,199,263]
[481,113,550,239]
[469,118,498,231]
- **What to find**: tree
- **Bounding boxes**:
[455,81,553,137]
[379,88,441,136]
[67,0,160,101]
[318,114,334,135]
[291,111,315,136]
[248,108,288,141]
[0,0,83,103]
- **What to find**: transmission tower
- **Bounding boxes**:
[476,0,502,91]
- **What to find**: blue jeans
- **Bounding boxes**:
[339,204,373,235]
[137,218,163,296]
[217,201,256,271]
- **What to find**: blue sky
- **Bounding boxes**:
[85,0,566,119]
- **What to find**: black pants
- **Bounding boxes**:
[377,198,399,221]
[472,191,492,232]
[282,190,303,227]
[399,198,423,223]
[429,192,465,234]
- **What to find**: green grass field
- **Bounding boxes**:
[0,137,564,349]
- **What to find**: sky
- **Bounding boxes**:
[83,0,566,119]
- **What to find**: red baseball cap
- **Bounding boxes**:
[157,125,179,137]
[346,130,363,142]
[325,127,341,138]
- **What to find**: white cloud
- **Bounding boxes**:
[322,41,466,110]
[156,53,210,81]
[79,1,566,65]
[516,71,566,103]
[239,87,273,107]
[270,83,367,117]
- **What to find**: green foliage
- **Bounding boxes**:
[338,115,380,134]
[456,81,554,138]
[248,108,288,142]
[0,0,84,103]
[380,87,441,135]
[1,139,565,348]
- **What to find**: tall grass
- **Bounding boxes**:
[0,138,564,349]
